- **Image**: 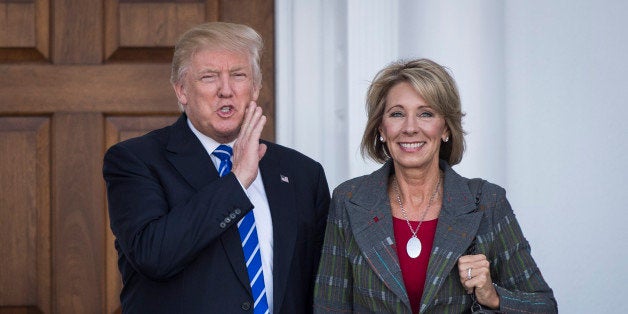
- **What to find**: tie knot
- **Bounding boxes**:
[213,145,233,177]
[213,144,233,161]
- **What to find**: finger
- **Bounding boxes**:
[461,265,490,284]
[240,105,263,142]
[234,105,260,157]
[457,258,475,279]
[250,114,266,140]
[458,256,491,290]
[239,101,257,137]
[462,277,475,292]
[460,266,477,285]
[458,255,489,271]
[458,254,487,264]
[462,270,494,299]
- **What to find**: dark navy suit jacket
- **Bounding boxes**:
[103,114,330,313]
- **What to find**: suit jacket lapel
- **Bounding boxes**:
[420,161,483,311]
[258,143,297,313]
[165,114,217,191]
[164,114,251,291]
[345,161,412,310]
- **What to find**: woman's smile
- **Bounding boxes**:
[398,142,425,151]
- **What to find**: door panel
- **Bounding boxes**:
[0,1,275,312]
[0,117,51,314]
[0,0,49,62]
[52,113,105,313]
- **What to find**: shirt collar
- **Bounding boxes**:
[186,118,235,156]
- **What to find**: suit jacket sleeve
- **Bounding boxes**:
[483,186,558,313]
[314,186,354,313]
[312,162,332,263]
[103,142,253,281]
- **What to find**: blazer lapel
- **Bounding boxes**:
[346,161,412,310]
[164,114,251,292]
[258,145,297,313]
[165,114,218,191]
[420,162,483,311]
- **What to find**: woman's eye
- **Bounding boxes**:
[389,111,404,117]
[419,111,434,118]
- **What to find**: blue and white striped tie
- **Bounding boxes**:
[213,144,270,314]
[212,145,233,177]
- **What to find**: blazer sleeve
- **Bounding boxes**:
[103,143,253,281]
[484,186,558,313]
[312,163,332,263]
[313,187,354,313]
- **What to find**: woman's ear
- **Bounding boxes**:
[378,127,385,142]
[442,126,450,142]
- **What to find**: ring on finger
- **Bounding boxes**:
[466,267,472,280]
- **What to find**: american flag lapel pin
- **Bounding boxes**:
[280,174,289,183]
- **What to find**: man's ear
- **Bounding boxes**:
[173,82,187,106]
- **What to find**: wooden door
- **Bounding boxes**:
[0,1,275,313]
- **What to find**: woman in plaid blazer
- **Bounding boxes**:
[314,59,557,313]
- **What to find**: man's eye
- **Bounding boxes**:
[201,75,217,81]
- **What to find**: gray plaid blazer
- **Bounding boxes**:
[314,160,557,313]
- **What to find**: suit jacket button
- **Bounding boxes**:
[219,222,226,229]
[241,301,251,310]
[234,208,241,215]
[230,213,237,219]
[225,217,231,223]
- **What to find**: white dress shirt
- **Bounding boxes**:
[187,119,274,312]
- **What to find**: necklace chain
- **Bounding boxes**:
[393,174,441,237]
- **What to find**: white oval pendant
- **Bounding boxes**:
[406,236,422,258]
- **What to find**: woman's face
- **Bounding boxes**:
[379,82,449,172]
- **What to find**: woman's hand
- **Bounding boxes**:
[457,254,500,309]
[232,101,267,188]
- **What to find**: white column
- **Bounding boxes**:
[345,0,400,182]
[276,0,399,189]
[276,0,349,190]
[397,0,506,185]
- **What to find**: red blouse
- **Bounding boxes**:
[392,217,438,314]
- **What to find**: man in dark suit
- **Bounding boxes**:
[103,22,330,313]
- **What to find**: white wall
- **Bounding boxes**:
[504,1,628,312]
[276,1,628,312]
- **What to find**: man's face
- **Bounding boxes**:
[173,49,260,143]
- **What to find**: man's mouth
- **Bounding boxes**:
[217,105,234,117]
